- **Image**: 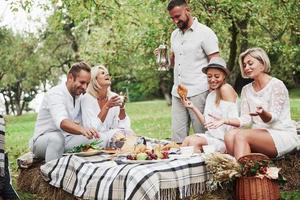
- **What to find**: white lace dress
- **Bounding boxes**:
[239,77,300,157]
[196,90,239,152]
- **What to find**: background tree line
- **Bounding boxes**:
[0,0,299,115]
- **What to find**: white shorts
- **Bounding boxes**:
[195,133,226,153]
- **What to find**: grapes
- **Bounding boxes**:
[162,151,169,159]
[127,150,169,161]
[126,155,136,160]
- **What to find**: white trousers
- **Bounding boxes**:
[171,91,208,143]
[32,131,92,162]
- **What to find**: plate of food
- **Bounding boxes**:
[101,148,118,154]
[168,153,201,159]
[117,144,173,164]
[64,140,103,157]
[72,149,103,157]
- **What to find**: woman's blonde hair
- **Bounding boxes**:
[239,47,271,78]
[212,70,226,106]
[87,65,111,98]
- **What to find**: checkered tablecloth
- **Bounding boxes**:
[40,154,210,200]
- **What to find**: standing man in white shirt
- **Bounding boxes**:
[167,0,220,143]
[29,61,99,162]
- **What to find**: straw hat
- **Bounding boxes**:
[202,57,230,76]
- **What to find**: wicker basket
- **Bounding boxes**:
[238,153,270,164]
[235,176,280,200]
[235,153,280,200]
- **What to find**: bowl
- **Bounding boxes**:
[180,146,194,156]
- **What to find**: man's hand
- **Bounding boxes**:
[81,127,100,139]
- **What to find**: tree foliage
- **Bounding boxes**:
[0,28,45,115]
[0,0,299,115]
[189,0,300,90]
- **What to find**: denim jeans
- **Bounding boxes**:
[0,153,19,200]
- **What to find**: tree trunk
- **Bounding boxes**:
[159,73,172,105]
[14,82,23,116]
[227,19,238,85]
[160,82,171,106]
[234,17,252,93]
[2,95,10,115]
[7,90,15,115]
[63,20,80,61]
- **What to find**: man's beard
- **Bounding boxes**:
[177,15,189,30]
[70,86,81,97]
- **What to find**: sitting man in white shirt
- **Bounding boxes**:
[29,61,99,162]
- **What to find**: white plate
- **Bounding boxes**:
[120,158,174,164]
[168,153,201,159]
[64,150,102,157]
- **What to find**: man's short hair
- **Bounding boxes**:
[167,0,187,11]
[68,61,91,78]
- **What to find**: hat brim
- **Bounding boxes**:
[202,64,230,76]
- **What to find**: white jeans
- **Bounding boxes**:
[171,91,208,143]
[32,131,92,162]
[31,129,129,162]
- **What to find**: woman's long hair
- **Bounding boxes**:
[214,78,226,106]
[87,65,111,98]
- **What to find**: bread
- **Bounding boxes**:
[162,142,180,151]
[177,84,188,99]
[120,135,138,153]
[133,144,147,154]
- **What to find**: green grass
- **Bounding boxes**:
[4,94,300,199]
[289,85,300,99]
[290,99,300,121]
[126,100,172,139]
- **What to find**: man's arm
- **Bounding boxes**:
[60,119,99,139]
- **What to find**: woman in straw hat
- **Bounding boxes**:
[181,57,239,153]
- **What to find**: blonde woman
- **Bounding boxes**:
[221,47,300,159]
[181,57,238,153]
[81,65,133,147]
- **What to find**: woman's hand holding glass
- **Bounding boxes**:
[118,92,128,109]
[104,95,122,110]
